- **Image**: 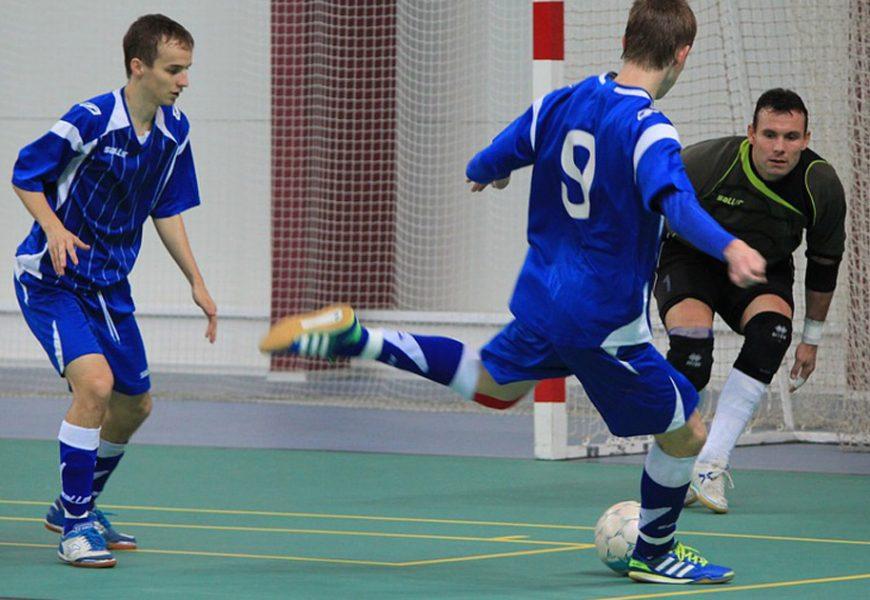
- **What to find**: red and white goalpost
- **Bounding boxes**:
[529,1,572,460]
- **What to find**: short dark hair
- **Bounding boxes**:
[123,14,194,77]
[753,88,809,131]
[622,0,697,70]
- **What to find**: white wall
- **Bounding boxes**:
[0,0,272,371]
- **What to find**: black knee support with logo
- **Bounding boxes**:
[667,334,714,391]
[734,312,792,384]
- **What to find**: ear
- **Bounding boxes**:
[129,57,144,78]
[803,130,812,149]
[747,123,756,143]
[674,44,691,67]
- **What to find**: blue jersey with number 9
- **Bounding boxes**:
[466,73,697,348]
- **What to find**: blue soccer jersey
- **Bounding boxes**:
[12,88,200,311]
[467,73,702,348]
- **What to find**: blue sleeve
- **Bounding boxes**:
[466,104,535,183]
[634,126,694,212]
[151,139,201,218]
[634,124,732,260]
[659,190,734,261]
[11,109,97,193]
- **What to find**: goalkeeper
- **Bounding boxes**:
[654,88,846,514]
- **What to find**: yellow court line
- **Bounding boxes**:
[594,572,870,599]
[0,540,589,567]
[0,499,594,531]
[3,499,868,546]
[396,544,592,567]
[0,541,395,566]
[0,516,580,547]
[0,541,54,549]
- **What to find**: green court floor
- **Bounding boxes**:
[0,438,868,599]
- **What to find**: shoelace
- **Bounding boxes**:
[673,542,708,566]
[68,523,107,550]
[708,467,735,489]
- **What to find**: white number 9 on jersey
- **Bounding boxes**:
[561,129,595,220]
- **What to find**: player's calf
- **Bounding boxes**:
[260,305,487,403]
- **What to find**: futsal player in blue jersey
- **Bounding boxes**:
[261,0,764,584]
[12,14,216,567]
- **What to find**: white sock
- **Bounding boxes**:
[698,368,766,465]
[97,439,126,459]
[448,345,481,401]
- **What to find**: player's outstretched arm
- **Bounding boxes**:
[466,99,543,192]
[13,185,90,276]
[153,213,218,343]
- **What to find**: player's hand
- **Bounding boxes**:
[192,280,218,343]
[723,239,766,288]
[467,176,510,192]
[788,342,818,393]
[44,224,90,276]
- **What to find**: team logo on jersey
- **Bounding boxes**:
[78,102,101,116]
[715,193,744,207]
[104,146,129,158]
[637,107,660,121]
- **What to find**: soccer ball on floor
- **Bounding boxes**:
[594,500,640,575]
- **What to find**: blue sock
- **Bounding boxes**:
[90,439,126,509]
[634,443,694,560]
[341,327,480,400]
[58,421,100,534]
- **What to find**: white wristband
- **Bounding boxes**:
[802,319,824,346]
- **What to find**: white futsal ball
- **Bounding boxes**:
[594,500,640,575]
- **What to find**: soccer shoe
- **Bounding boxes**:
[46,499,137,550]
[684,485,698,506]
[628,541,734,584]
[44,498,65,534]
[259,304,360,358]
[92,508,138,550]
[58,518,117,568]
[691,461,734,514]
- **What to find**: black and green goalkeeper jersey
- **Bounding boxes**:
[677,136,846,265]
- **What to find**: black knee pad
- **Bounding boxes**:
[667,334,714,391]
[734,312,792,384]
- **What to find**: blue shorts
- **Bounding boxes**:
[14,273,151,396]
[481,319,698,437]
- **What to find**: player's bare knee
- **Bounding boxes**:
[126,393,152,422]
[735,312,792,384]
[666,328,713,391]
[71,371,115,405]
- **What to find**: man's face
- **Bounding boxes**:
[137,38,192,106]
[747,108,809,182]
